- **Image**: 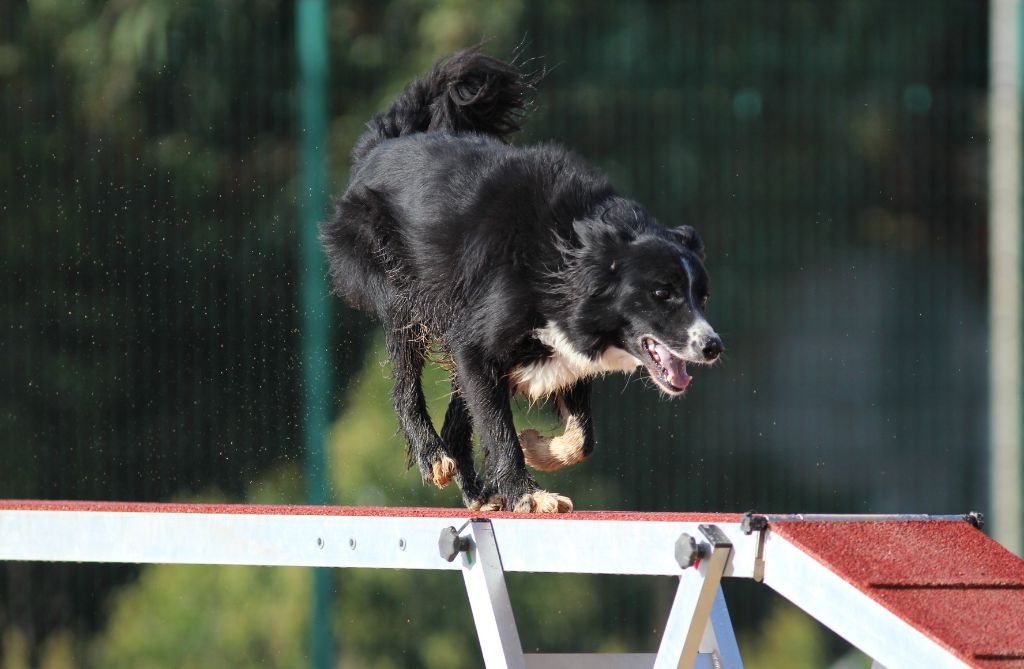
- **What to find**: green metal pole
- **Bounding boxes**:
[297,0,333,665]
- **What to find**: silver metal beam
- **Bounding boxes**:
[521,655,720,669]
[990,0,1024,556]
[524,654,654,668]
[763,514,967,523]
[0,509,757,577]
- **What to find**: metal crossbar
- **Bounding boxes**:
[451,518,740,668]
[0,503,990,668]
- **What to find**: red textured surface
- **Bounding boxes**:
[772,520,1024,667]
[0,500,741,524]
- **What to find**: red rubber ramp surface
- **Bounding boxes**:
[771,520,1024,668]
[0,500,741,524]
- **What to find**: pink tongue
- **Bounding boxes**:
[654,343,692,390]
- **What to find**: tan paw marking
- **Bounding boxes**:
[430,456,458,488]
[477,495,506,512]
[513,490,574,514]
[519,413,587,472]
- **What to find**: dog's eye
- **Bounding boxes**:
[653,288,671,301]
[701,295,709,309]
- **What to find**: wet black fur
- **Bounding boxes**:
[321,49,713,510]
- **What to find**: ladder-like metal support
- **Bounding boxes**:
[448,519,743,669]
[0,502,1000,667]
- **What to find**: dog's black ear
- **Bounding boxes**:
[568,219,634,295]
[572,218,635,249]
[670,225,705,260]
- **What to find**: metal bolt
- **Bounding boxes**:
[675,532,709,569]
[438,526,470,562]
[740,511,768,535]
[348,537,356,550]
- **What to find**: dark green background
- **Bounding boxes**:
[0,1,989,666]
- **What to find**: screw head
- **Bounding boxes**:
[675,533,707,569]
[741,512,768,535]
[438,526,469,562]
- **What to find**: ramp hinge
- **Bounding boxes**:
[741,511,768,582]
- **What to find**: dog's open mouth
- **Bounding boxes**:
[642,337,692,394]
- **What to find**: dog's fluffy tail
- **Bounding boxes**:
[351,48,535,164]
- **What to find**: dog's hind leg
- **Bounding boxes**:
[384,319,460,491]
[519,380,595,472]
[440,386,485,506]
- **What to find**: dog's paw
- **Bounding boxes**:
[429,455,458,488]
[513,490,573,514]
[518,423,587,472]
[476,495,506,512]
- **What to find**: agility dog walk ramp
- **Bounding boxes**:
[0,502,1020,668]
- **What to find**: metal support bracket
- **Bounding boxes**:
[654,524,740,669]
[741,512,768,583]
[447,520,744,669]
[459,519,527,669]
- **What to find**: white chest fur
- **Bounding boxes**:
[508,323,641,400]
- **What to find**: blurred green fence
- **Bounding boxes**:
[524,2,988,517]
[0,1,989,667]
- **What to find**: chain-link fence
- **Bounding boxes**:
[0,1,990,666]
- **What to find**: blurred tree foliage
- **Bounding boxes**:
[0,0,988,665]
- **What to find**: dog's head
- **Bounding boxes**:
[565,201,724,396]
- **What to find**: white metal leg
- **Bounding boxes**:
[702,587,743,669]
[460,519,527,669]
[655,570,707,667]
[455,520,743,669]
[654,524,743,669]
[524,654,655,668]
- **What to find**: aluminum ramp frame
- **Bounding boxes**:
[0,502,1020,668]
[450,518,741,668]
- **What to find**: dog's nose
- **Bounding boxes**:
[701,336,724,362]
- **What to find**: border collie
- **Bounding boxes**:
[321,49,723,513]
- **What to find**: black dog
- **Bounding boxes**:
[321,49,723,513]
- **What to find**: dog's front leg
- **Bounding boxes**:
[439,386,485,506]
[519,380,595,471]
[453,349,572,513]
